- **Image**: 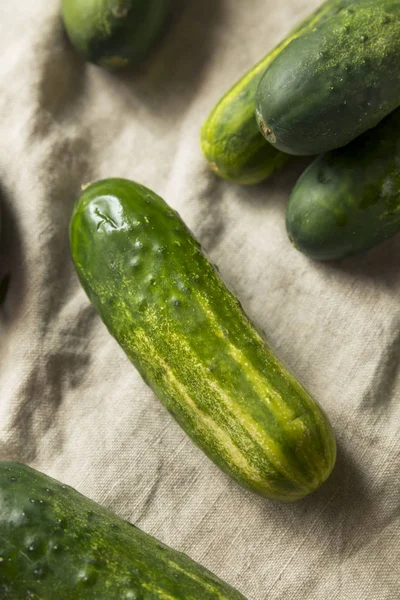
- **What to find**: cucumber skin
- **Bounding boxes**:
[200,0,357,184]
[286,108,400,261]
[61,0,170,68]
[70,178,336,501]
[0,462,246,599]
[256,0,400,155]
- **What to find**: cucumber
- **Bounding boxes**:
[70,178,336,501]
[61,0,170,68]
[200,0,358,184]
[0,462,246,599]
[256,0,400,155]
[286,107,400,261]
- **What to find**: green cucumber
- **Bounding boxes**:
[256,0,400,155]
[61,0,170,68]
[0,462,246,599]
[200,0,358,184]
[70,178,336,501]
[286,107,400,261]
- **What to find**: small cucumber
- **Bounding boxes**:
[286,108,400,261]
[70,178,336,501]
[256,0,400,155]
[0,462,246,599]
[61,0,170,68]
[200,0,358,184]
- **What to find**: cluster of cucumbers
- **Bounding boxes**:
[1,0,396,597]
[202,0,400,261]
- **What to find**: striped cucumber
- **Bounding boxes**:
[70,178,336,501]
[200,0,358,184]
[0,462,246,599]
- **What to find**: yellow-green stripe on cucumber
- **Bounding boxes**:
[0,462,246,599]
[70,178,336,501]
[200,0,358,184]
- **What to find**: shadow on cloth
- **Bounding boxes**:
[35,18,88,128]
[0,185,26,324]
[260,440,378,562]
[222,155,314,210]
[325,234,400,284]
[297,441,370,519]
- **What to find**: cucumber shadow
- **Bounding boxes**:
[223,155,314,210]
[271,441,377,561]
[35,15,88,127]
[296,441,370,520]
[97,0,224,120]
[0,185,26,324]
[324,234,400,284]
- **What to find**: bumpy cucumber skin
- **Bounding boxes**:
[61,0,170,68]
[200,0,357,184]
[286,108,400,261]
[256,0,400,155]
[70,178,336,501]
[0,463,246,599]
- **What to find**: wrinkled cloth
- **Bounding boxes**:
[0,1,399,598]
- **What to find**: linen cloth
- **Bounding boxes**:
[0,1,399,598]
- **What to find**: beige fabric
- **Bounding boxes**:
[0,1,399,598]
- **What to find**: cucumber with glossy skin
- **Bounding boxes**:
[256,0,400,156]
[70,178,336,501]
[286,108,400,261]
[200,0,358,184]
[0,462,246,599]
[61,0,170,68]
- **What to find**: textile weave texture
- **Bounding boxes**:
[0,1,399,598]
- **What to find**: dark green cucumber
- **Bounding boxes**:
[70,178,336,501]
[0,462,246,599]
[61,0,170,68]
[201,0,357,184]
[256,0,400,155]
[286,107,400,261]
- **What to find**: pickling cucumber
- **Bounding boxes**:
[256,0,400,155]
[70,178,336,501]
[0,462,246,599]
[200,0,358,184]
[286,107,400,260]
[61,0,170,68]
